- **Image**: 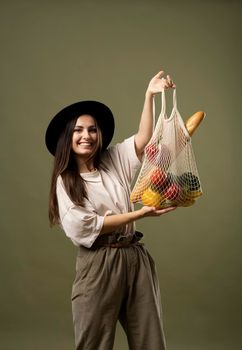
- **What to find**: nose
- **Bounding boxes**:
[82,128,90,139]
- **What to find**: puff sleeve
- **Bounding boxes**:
[56,176,111,248]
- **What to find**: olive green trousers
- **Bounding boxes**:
[71,243,166,350]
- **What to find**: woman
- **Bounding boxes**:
[45,70,176,350]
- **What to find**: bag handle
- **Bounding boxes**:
[160,88,177,120]
[161,88,166,115]
[173,88,177,109]
[152,97,156,133]
[152,88,178,133]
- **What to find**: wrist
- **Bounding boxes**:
[145,90,155,99]
[135,208,145,220]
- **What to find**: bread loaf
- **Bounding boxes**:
[185,111,205,136]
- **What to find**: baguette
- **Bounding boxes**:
[185,111,205,136]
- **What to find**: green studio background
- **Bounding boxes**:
[1,0,241,349]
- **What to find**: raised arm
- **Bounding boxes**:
[134,70,176,160]
[101,71,177,235]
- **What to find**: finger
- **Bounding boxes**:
[148,206,156,212]
[162,82,170,89]
[142,206,156,214]
[166,81,176,89]
[161,77,169,86]
[155,70,164,78]
[167,75,172,84]
[167,75,175,88]
[155,206,177,215]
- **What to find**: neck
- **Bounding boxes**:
[75,157,96,173]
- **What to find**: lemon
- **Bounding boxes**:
[141,188,163,208]
[188,190,202,199]
[182,199,196,207]
[184,189,202,200]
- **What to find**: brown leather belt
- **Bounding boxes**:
[91,231,143,249]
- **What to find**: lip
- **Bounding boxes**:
[78,142,92,146]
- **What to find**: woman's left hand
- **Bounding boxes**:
[146,70,176,97]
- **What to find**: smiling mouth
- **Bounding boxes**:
[78,142,92,146]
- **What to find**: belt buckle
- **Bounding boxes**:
[116,233,133,243]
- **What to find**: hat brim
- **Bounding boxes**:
[45,100,115,156]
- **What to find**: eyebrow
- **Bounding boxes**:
[74,124,96,128]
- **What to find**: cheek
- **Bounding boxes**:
[93,133,98,141]
[71,135,77,149]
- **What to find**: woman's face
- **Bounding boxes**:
[72,115,98,157]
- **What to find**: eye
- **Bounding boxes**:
[74,128,81,133]
[89,127,97,133]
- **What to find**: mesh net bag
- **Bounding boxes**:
[130,89,203,209]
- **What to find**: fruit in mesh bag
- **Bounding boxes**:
[184,189,202,200]
[182,199,196,207]
[130,166,155,203]
[145,143,159,163]
[179,172,201,191]
[145,143,171,170]
[141,187,164,208]
[165,172,179,186]
[150,168,167,191]
[179,172,202,203]
[181,189,201,208]
[163,183,182,201]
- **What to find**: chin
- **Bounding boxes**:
[74,149,92,156]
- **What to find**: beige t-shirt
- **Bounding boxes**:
[56,135,141,248]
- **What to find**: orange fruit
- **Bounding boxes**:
[130,168,154,203]
[141,187,163,208]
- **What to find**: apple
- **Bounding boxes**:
[145,143,159,163]
[164,183,182,201]
[150,168,167,191]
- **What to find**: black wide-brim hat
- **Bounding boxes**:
[45,100,115,156]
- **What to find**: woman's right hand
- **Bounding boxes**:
[146,70,176,97]
[139,205,177,217]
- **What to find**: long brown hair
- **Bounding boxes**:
[49,116,103,226]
